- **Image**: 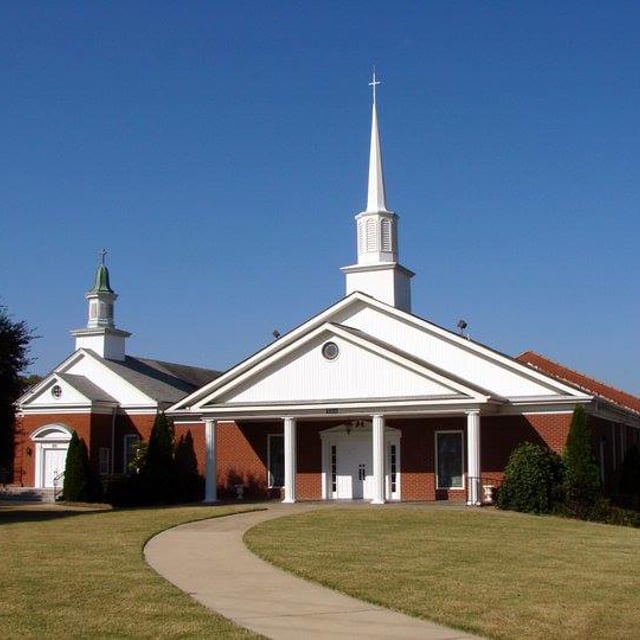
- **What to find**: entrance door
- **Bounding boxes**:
[336,438,373,499]
[43,447,68,488]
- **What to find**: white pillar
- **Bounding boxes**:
[203,418,218,503]
[371,414,385,505]
[282,417,297,504]
[466,410,481,506]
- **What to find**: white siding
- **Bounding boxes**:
[218,333,463,404]
[330,304,563,398]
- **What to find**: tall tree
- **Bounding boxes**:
[563,404,601,509]
[142,412,176,503]
[62,431,101,502]
[0,305,34,470]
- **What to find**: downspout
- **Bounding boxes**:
[111,406,117,475]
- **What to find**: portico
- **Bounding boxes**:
[198,409,486,505]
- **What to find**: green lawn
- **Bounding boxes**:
[245,505,640,640]
[0,502,264,639]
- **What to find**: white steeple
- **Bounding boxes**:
[71,251,131,361]
[341,72,414,312]
[366,72,388,214]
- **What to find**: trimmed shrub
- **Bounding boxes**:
[497,442,564,514]
[63,431,101,502]
[563,405,600,510]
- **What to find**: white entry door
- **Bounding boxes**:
[336,438,373,500]
[42,447,68,488]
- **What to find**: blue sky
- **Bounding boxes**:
[2,2,639,393]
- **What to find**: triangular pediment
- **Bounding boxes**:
[198,323,488,409]
[170,292,590,416]
[21,374,94,409]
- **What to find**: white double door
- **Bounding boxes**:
[336,438,374,500]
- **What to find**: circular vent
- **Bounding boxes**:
[51,384,63,399]
[321,341,339,360]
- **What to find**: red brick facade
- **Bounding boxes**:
[14,408,636,502]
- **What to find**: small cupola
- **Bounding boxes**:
[71,250,131,361]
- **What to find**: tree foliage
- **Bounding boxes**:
[63,431,101,502]
[563,405,601,508]
[174,430,204,502]
[141,412,176,503]
[497,442,565,514]
[0,305,34,468]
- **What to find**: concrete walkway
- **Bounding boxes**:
[145,503,481,640]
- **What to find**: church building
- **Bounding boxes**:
[10,75,640,504]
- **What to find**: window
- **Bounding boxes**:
[124,434,140,474]
[436,431,464,489]
[99,448,110,475]
[268,434,284,488]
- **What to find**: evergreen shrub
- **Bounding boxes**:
[563,405,601,510]
[62,431,101,502]
[496,441,564,514]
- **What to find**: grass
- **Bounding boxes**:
[245,505,640,640]
[0,502,264,639]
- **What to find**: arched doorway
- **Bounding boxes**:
[31,424,72,488]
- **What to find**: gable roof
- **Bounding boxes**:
[516,351,640,416]
[18,350,222,409]
[99,356,221,404]
[57,373,118,403]
[170,292,590,415]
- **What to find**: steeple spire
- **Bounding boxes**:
[366,71,388,213]
[341,71,414,312]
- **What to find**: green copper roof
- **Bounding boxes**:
[89,263,114,294]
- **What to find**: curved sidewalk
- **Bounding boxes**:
[145,503,480,640]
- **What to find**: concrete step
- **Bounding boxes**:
[0,486,57,503]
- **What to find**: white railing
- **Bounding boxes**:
[53,471,65,501]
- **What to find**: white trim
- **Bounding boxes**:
[31,424,73,489]
[435,430,465,491]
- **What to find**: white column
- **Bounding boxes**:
[371,414,385,505]
[282,417,297,504]
[203,418,218,503]
[466,410,481,506]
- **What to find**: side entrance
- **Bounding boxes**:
[31,424,72,488]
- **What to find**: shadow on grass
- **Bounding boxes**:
[0,499,273,525]
[0,503,111,525]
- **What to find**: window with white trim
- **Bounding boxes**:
[268,434,284,488]
[436,431,464,489]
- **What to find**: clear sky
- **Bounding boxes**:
[2,2,639,393]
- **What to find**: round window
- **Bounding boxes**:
[51,385,63,399]
[321,341,339,360]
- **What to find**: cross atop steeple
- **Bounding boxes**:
[369,69,380,105]
[99,248,107,266]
